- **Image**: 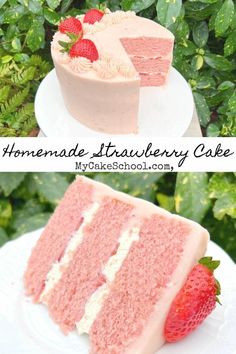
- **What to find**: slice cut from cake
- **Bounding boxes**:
[24,175,209,354]
[51,10,174,134]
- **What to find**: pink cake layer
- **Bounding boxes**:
[90,215,190,353]
[24,176,209,354]
[46,197,134,333]
[120,37,174,57]
[24,178,94,301]
[120,37,172,87]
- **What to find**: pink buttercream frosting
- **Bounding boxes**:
[51,9,137,79]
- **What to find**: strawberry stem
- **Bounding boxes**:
[59,32,82,53]
[97,2,107,12]
[199,256,220,272]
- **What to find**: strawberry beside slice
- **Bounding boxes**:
[59,17,83,37]
[164,257,220,343]
[84,9,104,24]
[69,39,99,62]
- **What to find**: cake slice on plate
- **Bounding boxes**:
[51,9,174,134]
[24,175,213,354]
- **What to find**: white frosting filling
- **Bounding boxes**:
[76,226,140,334]
[39,202,100,303]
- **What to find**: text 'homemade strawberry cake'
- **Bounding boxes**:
[24,176,221,354]
[51,8,174,134]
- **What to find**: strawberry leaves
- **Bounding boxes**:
[199,256,221,304]
[199,256,220,272]
[58,32,79,53]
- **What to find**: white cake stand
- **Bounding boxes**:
[0,229,236,354]
[35,68,194,138]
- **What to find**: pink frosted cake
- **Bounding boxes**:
[51,9,174,134]
[24,176,210,354]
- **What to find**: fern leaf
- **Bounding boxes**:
[28,55,51,80]
[0,86,11,103]
[0,64,12,78]
[29,55,44,67]
[0,85,30,119]
[12,102,34,129]
[0,127,17,137]
[11,67,36,85]
[21,109,37,136]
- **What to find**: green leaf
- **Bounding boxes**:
[29,172,69,204]
[0,85,11,103]
[0,227,8,247]
[26,20,45,52]
[218,81,235,91]
[156,0,182,28]
[11,199,45,230]
[171,19,189,41]
[208,173,236,199]
[94,173,163,202]
[191,54,204,70]
[2,5,25,23]
[28,0,43,14]
[230,12,236,29]
[206,87,234,107]
[224,31,236,57]
[196,76,215,89]
[44,7,61,25]
[0,200,12,228]
[46,0,61,10]
[1,55,13,64]
[0,173,27,196]
[193,92,211,127]
[215,0,234,37]
[228,91,236,112]
[206,123,220,136]
[13,53,30,63]
[61,0,73,13]
[122,0,156,12]
[204,54,235,71]
[0,0,7,9]
[175,173,211,223]
[12,212,52,239]
[156,193,175,212]
[11,37,21,52]
[178,40,197,56]
[193,21,209,47]
[6,24,19,40]
[213,192,236,220]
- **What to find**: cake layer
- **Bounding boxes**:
[24,176,209,354]
[120,37,173,58]
[131,57,170,75]
[24,178,94,301]
[46,196,134,333]
[90,214,208,354]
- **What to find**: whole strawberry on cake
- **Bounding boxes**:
[51,8,174,134]
[24,176,221,354]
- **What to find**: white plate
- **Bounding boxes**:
[35,68,194,138]
[0,229,236,354]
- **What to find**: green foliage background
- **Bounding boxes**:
[0,0,236,136]
[0,172,235,262]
